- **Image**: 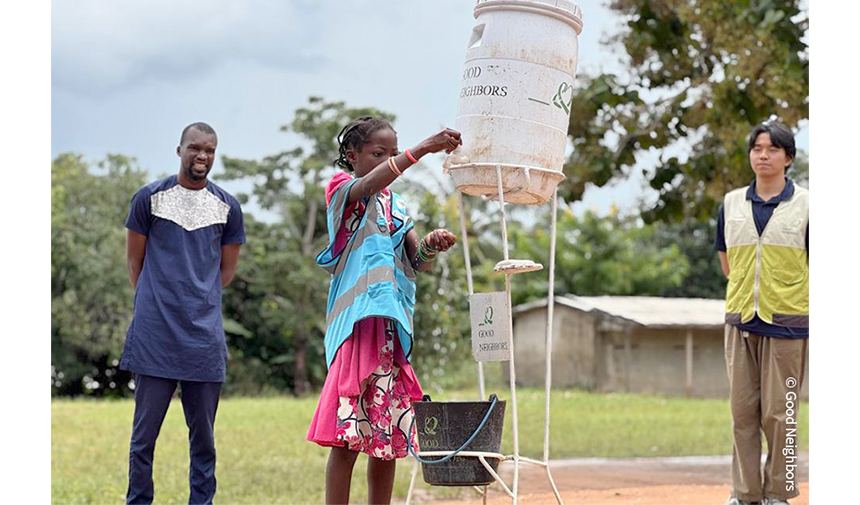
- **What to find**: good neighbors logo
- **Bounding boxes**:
[552,82,573,114]
[527,81,574,116]
[470,292,510,362]
[784,376,799,493]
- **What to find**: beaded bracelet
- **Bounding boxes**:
[387,156,402,176]
[417,238,438,263]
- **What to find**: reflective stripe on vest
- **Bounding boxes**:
[316,179,416,367]
[723,184,809,327]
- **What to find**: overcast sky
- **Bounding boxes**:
[51,0,808,217]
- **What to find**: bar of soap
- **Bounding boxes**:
[442,146,470,173]
[494,259,544,274]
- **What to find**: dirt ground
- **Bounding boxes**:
[412,452,809,505]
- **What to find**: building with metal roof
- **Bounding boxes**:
[509,295,808,398]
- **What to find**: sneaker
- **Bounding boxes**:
[762,499,790,505]
[725,498,759,505]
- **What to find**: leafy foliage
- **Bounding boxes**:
[650,217,725,299]
[562,0,808,223]
[51,154,147,396]
[510,207,690,304]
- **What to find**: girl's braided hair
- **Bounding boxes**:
[335,116,395,172]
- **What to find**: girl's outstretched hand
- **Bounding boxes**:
[424,229,457,252]
[416,128,463,156]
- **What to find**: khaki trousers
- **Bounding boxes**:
[724,325,807,502]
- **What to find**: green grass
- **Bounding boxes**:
[52,389,808,504]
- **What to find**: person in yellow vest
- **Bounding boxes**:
[715,121,808,505]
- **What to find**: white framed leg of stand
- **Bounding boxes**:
[405,166,564,505]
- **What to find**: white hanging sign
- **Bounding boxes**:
[470,292,511,362]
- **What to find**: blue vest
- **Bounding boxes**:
[316,179,417,367]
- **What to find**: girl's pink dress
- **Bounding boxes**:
[306,172,423,460]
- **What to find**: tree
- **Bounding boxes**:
[650,217,725,299]
[562,0,808,223]
[510,207,691,303]
[790,149,808,189]
[51,154,147,396]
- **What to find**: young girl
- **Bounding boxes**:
[307,116,462,504]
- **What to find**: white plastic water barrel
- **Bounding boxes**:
[445,0,583,205]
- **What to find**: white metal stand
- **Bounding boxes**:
[406,165,563,505]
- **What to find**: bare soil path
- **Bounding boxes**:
[412,452,809,504]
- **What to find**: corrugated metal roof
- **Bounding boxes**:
[514,295,726,329]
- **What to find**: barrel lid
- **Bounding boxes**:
[475,0,583,34]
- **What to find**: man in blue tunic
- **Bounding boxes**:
[121,122,245,505]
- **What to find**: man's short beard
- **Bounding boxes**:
[184,164,210,182]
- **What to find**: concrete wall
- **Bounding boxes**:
[510,307,596,389]
[594,326,809,399]
[594,327,728,397]
[511,306,810,399]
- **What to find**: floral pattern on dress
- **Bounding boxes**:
[335,320,419,460]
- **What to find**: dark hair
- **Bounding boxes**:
[748,121,796,170]
[180,122,217,144]
[335,116,395,172]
